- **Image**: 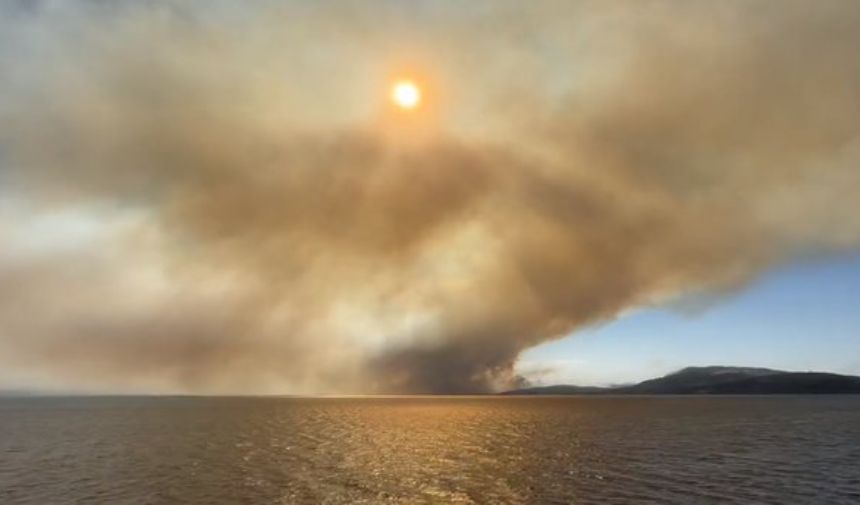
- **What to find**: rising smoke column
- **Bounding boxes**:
[1,1,859,393]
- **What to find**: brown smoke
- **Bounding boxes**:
[1,1,859,393]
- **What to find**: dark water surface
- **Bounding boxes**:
[1,396,859,504]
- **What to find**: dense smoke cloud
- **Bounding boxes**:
[1,1,859,393]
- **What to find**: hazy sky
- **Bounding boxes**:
[1,1,859,394]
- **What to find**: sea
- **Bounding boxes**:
[1,396,858,504]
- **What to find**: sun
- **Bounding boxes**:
[391,80,421,109]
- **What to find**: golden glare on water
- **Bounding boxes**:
[391,80,421,109]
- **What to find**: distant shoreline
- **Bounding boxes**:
[4,366,860,397]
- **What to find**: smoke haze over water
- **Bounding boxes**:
[1,1,860,393]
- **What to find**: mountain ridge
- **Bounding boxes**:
[503,366,860,395]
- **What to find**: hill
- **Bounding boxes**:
[503,366,860,395]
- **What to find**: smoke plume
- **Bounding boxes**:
[1,1,859,393]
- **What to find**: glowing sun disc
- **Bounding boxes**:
[391,80,421,109]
